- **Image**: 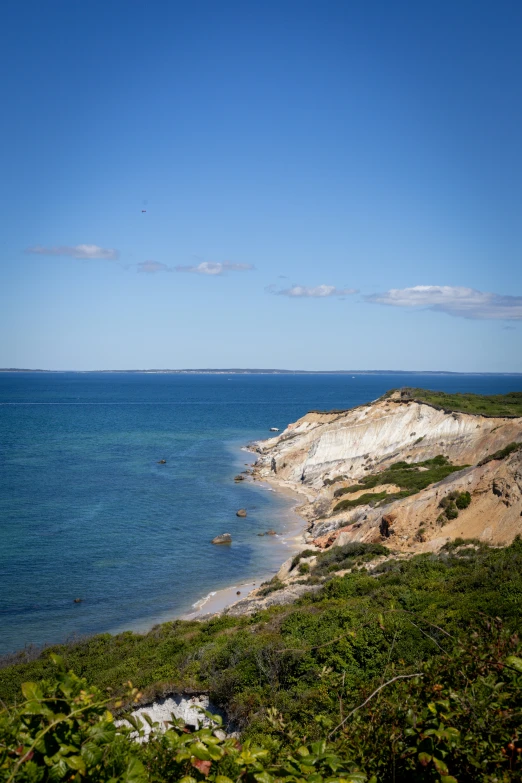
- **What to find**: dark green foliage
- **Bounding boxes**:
[336,623,522,782]
[455,490,471,509]
[478,440,522,466]
[298,562,310,575]
[0,655,145,782]
[438,490,472,522]
[401,388,522,417]
[0,659,370,782]
[2,540,522,780]
[445,504,459,520]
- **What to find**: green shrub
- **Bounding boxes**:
[298,562,310,575]
[478,441,522,466]
[455,490,471,509]
[438,490,472,522]
[445,503,459,520]
[399,388,522,416]
[0,658,371,782]
[291,549,316,569]
[2,538,522,783]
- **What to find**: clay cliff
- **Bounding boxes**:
[251,390,522,554]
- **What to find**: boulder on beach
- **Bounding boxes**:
[211,533,232,545]
[236,508,247,517]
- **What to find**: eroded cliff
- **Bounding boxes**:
[251,390,522,553]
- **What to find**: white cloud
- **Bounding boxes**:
[137,261,172,273]
[267,284,358,298]
[174,261,255,275]
[27,244,119,260]
[366,285,522,320]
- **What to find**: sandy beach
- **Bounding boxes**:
[181,451,311,620]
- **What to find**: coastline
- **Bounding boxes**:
[180,444,311,620]
[109,443,311,637]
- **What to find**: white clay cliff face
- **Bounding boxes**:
[255,398,522,488]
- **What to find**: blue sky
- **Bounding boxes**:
[1,0,521,371]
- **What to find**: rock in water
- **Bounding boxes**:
[234,474,245,482]
[236,508,247,517]
[157,459,166,464]
[211,533,232,545]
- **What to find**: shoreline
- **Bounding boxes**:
[108,443,311,637]
[180,444,311,620]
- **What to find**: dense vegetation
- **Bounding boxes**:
[398,388,522,417]
[317,389,522,418]
[2,539,522,781]
[332,456,467,514]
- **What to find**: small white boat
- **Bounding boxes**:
[270,427,279,432]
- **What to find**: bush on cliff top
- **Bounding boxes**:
[400,388,522,417]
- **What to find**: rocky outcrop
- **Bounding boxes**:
[116,694,223,741]
[303,449,522,551]
[224,583,321,617]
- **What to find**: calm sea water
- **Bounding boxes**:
[1,372,522,655]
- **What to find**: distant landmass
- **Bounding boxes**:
[1,368,521,375]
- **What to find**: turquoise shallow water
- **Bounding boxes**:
[1,371,522,655]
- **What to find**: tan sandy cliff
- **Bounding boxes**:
[251,391,522,553]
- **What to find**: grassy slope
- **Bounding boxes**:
[1,538,521,737]
[332,455,467,513]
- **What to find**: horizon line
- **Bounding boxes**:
[1,368,522,376]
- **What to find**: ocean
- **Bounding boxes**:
[1,371,521,656]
